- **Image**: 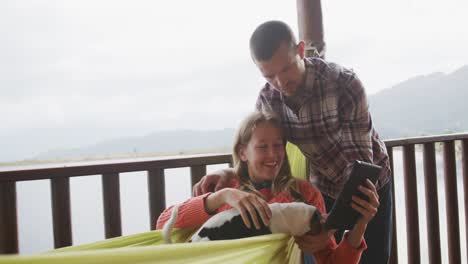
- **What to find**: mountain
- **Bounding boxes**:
[31,65,468,161]
[369,65,468,139]
[35,129,235,161]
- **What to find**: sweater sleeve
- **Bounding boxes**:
[297,180,367,264]
[156,193,213,229]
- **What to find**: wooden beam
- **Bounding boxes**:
[443,141,461,264]
[403,145,420,264]
[50,177,73,248]
[423,143,441,264]
[0,181,18,254]
[191,165,207,192]
[387,147,398,264]
[296,0,325,58]
[102,173,122,238]
[148,169,165,230]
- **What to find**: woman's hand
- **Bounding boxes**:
[206,188,272,229]
[346,179,380,248]
[351,179,380,226]
[295,216,336,254]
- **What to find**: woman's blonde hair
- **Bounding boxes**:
[232,111,303,201]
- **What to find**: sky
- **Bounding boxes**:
[1,0,468,162]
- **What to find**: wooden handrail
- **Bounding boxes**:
[384,132,468,147]
[0,153,232,182]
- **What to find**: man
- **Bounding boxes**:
[194,20,392,264]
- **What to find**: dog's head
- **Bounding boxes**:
[306,208,323,235]
[268,202,323,236]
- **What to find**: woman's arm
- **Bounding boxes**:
[156,193,214,229]
[157,187,272,230]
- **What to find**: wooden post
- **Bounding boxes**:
[423,143,441,264]
[443,141,461,264]
[50,177,73,248]
[148,169,166,230]
[296,0,325,58]
[0,181,18,254]
[191,165,207,193]
[102,173,122,238]
[403,145,420,264]
[387,147,398,264]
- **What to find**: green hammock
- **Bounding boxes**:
[0,143,307,264]
[0,230,302,264]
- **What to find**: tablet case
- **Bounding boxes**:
[324,160,382,230]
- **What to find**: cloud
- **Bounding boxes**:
[1,0,467,161]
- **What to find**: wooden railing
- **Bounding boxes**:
[384,133,468,264]
[1,133,468,264]
[0,154,232,253]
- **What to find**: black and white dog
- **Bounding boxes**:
[162,202,323,243]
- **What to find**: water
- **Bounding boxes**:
[14,151,467,263]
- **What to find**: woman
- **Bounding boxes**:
[157,111,379,263]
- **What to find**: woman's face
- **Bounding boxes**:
[239,122,285,183]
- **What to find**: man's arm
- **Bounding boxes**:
[192,168,235,196]
[338,69,373,163]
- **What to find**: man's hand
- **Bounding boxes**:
[193,169,234,196]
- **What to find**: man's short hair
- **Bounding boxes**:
[249,20,297,62]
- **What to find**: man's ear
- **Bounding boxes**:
[297,41,306,59]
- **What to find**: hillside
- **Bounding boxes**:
[369,65,468,139]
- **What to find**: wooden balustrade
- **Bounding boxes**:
[422,143,441,264]
[102,173,122,238]
[1,134,468,264]
[50,177,73,249]
[402,144,420,264]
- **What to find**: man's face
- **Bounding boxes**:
[255,42,305,96]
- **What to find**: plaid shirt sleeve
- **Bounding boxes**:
[337,68,373,164]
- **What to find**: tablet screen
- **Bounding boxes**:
[324,160,382,230]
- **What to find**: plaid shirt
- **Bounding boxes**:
[256,57,391,198]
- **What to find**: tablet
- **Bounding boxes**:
[324,160,382,230]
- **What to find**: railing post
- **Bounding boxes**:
[462,139,468,262]
[102,173,122,238]
[148,168,165,230]
[443,141,461,264]
[403,144,420,264]
[0,181,18,254]
[191,165,207,193]
[423,143,441,264]
[387,147,398,264]
[50,177,73,248]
